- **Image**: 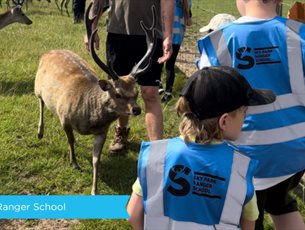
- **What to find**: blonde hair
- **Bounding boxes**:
[175,97,241,144]
[175,97,222,144]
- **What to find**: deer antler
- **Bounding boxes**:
[130,5,157,79]
[85,3,157,81]
[85,2,119,81]
[12,0,24,6]
[85,2,94,44]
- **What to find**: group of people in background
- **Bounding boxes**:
[85,0,305,229]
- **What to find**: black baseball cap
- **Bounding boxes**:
[180,66,276,120]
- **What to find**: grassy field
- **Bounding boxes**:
[0,0,303,229]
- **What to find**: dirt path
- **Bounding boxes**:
[176,45,198,77]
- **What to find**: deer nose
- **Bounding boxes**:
[132,107,141,116]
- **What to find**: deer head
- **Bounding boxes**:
[12,5,32,25]
[0,5,32,30]
[85,2,157,81]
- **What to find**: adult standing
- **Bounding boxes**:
[159,0,192,102]
[85,0,174,153]
[73,0,86,23]
[197,0,305,229]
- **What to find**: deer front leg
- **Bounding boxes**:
[64,0,70,17]
[63,125,81,170]
[37,98,44,139]
[60,0,65,14]
[5,0,10,10]
[91,133,107,195]
[54,0,60,11]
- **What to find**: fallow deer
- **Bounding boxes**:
[0,3,32,30]
[34,3,157,195]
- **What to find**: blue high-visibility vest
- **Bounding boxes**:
[197,17,305,179]
[138,137,257,229]
[172,0,186,45]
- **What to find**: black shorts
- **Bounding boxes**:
[106,33,163,86]
[256,170,305,216]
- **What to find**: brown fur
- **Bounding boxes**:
[35,49,140,195]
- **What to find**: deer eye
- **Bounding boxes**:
[115,93,122,99]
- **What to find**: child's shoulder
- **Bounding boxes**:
[225,141,248,156]
[140,137,183,147]
[225,141,257,165]
[225,141,238,150]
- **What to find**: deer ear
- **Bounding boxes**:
[98,80,111,91]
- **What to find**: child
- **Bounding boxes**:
[195,13,236,70]
[199,13,236,34]
[127,66,276,230]
[197,1,305,229]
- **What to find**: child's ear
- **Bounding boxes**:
[218,113,229,131]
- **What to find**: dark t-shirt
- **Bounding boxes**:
[107,0,163,38]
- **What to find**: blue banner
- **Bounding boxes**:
[0,195,129,219]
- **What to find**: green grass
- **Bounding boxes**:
[0,1,186,229]
[0,0,304,229]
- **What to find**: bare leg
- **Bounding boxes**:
[37,98,44,139]
[110,85,162,152]
[240,218,255,230]
[91,133,107,195]
[141,85,163,140]
[63,125,81,170]
[127,192,144,230]
[271,212,305,230]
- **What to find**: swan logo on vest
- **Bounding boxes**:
[236,46,281,70]
[166,165,226,199]
[167,165,191,196]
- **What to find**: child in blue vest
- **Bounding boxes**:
[197,1,305,229]
[127,66,275,230]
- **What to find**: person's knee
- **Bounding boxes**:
[141,86,159,104]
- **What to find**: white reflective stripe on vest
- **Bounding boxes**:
[286,20,305,94]
[144,141,249,230]
[220,152,249,226]
[211,20,305,145]
[247,93,305,115]
[235,122,305,146]
[210,31,232,66]
[173,27,184,34]
[174,15,185,25]
[146,140,168,217]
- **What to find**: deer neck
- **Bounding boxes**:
[83,86,119,124]
[0,11,14,30]
[86,85,114,113]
